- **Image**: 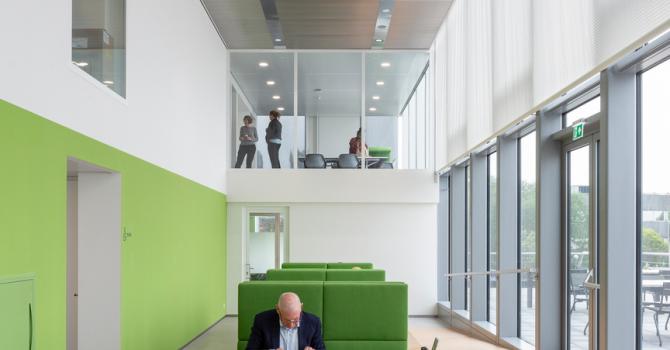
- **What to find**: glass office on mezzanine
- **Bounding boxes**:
[229,51,430,170]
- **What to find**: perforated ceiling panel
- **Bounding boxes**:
[202,0,453,49]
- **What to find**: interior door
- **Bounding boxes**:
[564,135,600,350]
[246,212,286,280]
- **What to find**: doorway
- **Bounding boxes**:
[246,209,288,280]
[563,135,600,350]
[67,158,121,350]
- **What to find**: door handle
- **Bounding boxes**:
[28,303,33,350]
[583,269,600,290]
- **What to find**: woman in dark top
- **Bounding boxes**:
[265,110,282,168]
[234,115,258,168]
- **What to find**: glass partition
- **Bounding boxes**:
[299,52,362,165]
[519,131,537,345]
[230,52,296,168]
[72,0,126,97]
[230,50,430,170]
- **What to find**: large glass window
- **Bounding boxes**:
[640,58,670,348]
[72,0,126,97]
[564,97,600,128]
[519,131,537,345]
[488,151,498,325]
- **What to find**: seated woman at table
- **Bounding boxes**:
[349,128,368,156]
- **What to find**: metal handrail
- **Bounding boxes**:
[444,268,537,279]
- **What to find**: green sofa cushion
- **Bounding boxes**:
[237,281,323,340]
[267,269,327,281]
[325,341,408,350]
[323,282,407,341]
[326,263,373,269]
[326,269,385,281]
[282,262,328,269]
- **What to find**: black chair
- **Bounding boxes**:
[642,281,670,346]
[304,154,326,168]
[569,269,589,313]
[335,154,359,169]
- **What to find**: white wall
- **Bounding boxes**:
[316,116,360,158]
[0,0,230,192]
[226,171,439,316]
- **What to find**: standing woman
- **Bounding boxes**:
[265,110,282,168]
[234,115,258,168]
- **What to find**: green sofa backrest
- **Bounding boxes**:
[237,281,324,341]
[281,262,328,269]
[237,281,407,349]
[266,269,327,281]
[266,269,385,282]
[323,282,407,341]
[326,269,385,281]
[327,262,373,269]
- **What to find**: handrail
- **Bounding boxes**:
[444,268,537,278]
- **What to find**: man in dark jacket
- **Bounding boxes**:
[246,292,325,350]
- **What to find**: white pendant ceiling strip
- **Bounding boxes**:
[371,0,395,49]
[259,0,286,49]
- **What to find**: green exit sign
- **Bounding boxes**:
[573,122,585,140]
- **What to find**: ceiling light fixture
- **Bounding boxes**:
[266,80,275,86]
[380,62,391,68]
[274,38,282,42]
[376,81,385,86]
[277,107,285,111]
[74,61,89,67]
[103,80,114,85]
[382,8,391,13]
[372,95,380,100]
[375,38,383,43]
[272,95,281,100]
[258,61,269,68]
[369,107,377,112]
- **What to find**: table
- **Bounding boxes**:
[298,156,385,168]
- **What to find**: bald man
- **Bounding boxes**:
[246,292,326,350]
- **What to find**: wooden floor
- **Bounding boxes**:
[183,315,505,350]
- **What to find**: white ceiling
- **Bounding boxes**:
[203,0,453,49]
[231,52,429,118]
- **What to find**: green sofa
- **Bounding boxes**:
[266,269,386,282]
[237,281,407,350]
[281,262,374,269]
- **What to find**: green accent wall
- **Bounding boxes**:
[0,99,228,349]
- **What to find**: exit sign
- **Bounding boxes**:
[573,122,585,140]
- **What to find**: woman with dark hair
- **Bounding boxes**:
[265,110,282,168]
[234,115,258,168]
[349,128,368,156]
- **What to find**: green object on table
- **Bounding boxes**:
[368,147,391,160]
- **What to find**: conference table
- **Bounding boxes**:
[298,156,386,168]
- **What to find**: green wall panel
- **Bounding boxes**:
[0,100,228,349]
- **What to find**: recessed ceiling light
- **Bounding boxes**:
[74,61,89,67]
[277,107,285,111]
[372,95,380,100]
[103,80,114,85]
[274,38,282,42]
[272,95,281,100]
[376,81,385,86]
[266,80,275,86]
[382,8,391,13]
[369,107,377,112]
[258,61,269,68]
[381,62,391,68]
[375,38,383,43]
